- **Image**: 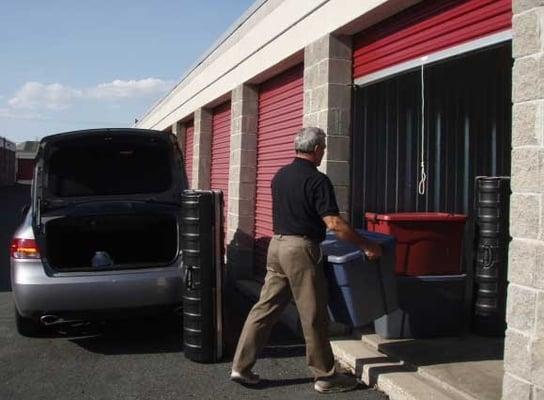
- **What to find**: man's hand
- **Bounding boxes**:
[362,242,382,261]
[323,215,383,261]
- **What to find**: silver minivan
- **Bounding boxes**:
[11,129,187,336]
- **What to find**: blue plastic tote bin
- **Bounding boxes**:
[321,230,398,328]
[374,274,467,338]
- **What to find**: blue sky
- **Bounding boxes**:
[0,0,255,143]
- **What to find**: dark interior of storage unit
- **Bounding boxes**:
[351,42,512,336]
[351,43,512,227]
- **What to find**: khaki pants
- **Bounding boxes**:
[232,235,335,379]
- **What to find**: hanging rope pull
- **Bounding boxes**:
[418,163,427,195]
[418,57,428,196]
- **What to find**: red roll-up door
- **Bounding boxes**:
[254,65,304,275]
[17,159,35,181]
[211,101,231,246]
[353,0,512,79]
[184,120,194,188]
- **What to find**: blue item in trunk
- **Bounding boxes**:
[91,251,114,268]
[321,230,398,328]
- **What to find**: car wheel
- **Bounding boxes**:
[15,308,46,337]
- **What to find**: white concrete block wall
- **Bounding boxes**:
[171,121,186,154]
[192,108,213,189]
[225,84,259,280]
[504,1,544,398]
[303,34,353,220]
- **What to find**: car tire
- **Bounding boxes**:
[15,308,46,337]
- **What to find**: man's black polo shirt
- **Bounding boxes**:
[271,157,340,242]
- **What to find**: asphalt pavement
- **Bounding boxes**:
[0,184,387,400]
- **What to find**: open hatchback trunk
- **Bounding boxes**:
[34,129,187,272]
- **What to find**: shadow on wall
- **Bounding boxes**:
[225,228,272,281]
[223,229,304,359]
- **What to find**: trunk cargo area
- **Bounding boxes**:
[45,213,178,271]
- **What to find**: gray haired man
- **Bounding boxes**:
[230,127,382,393]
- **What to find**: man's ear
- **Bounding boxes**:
[314,144,320,153]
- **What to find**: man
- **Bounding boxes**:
[230,127,382,393]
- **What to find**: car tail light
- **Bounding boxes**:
[10,238,41,259]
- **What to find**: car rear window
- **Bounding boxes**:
[46,136,173,197]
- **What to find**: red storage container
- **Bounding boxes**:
[365,212,467,276]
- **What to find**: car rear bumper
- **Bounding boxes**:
[11,259,184,319]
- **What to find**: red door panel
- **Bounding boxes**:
[211,102,231,247]
[353,0,512,78]
[254,65,304,275]
[17,159,35,181]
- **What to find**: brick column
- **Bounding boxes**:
[503,2,544,399]
[226,84,259,280]
[193,108,213,189]
[171,120,186,153]
[303,34,352,220]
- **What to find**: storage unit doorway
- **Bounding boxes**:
[351,39,513,341]
[351,42,512,227]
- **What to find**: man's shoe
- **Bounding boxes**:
[314,373,359,393]
[230,369,260,385]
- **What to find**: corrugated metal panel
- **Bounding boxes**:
[184,120,194,188]
[351,43,512,228]
[211,101,231,246]
[254,65,304,275]
[353,0,512,79]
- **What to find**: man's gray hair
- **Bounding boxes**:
[294,127,326,153]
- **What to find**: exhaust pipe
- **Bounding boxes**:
[40,314,60,326]
[40,314,84,326]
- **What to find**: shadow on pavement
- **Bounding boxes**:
[238,377,314,390]
[223,281,306,360]
[69,283,305,359]
[69,315,184,355]
[0,184,31,292]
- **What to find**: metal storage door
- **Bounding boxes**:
[211,102,231,246]
[17,159,35,182]
[352,0,512,79]
[184,120,194,188]
[254,65,303,275]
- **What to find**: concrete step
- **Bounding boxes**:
[331,339,471,400]
[359,334,503,400]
